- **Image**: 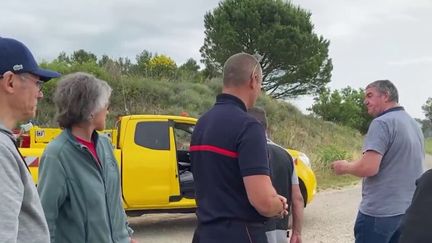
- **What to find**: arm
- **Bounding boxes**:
[290,184,304,243]
[38,153,67,243]
[0,144,24,242]
[243,175,287,218]
[331,150,382,177]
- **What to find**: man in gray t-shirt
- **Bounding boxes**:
[331,80,424,243]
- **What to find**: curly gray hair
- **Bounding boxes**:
[54,72,112,128]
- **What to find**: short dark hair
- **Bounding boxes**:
[223,53,261,87]
[366,80,399,103]
[247,107,268,129]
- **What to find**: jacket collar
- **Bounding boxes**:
[216,93,247,112]
[64,128,100,149]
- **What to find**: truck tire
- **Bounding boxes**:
[299,180,307,208]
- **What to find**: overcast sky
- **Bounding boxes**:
[2,0,431,119]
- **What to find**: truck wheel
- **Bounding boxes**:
[299,180,307,207]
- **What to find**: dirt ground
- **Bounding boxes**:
[129,154,432,243]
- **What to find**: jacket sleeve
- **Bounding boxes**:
[0,144,24,242]
[126,220,134,237]
[37,152,68,243]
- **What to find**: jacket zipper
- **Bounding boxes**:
[82,145,115,242]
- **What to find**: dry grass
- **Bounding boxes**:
[426,137,432,155]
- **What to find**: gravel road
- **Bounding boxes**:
[129,154,432,243]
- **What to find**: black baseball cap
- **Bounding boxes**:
[0,37,60,81]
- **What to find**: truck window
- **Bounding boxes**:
[134,121,170,150]
[173,123,194,151]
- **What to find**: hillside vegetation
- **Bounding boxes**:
[426,138,432,155]
[36,72,363,189]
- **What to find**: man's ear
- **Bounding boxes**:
[0,71,17,94]
[383,91,391,103]
[249,75,257,90]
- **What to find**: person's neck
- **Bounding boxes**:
[71,124,94,142]
[221,89,251,109]
[0,107,19,130]
[382,102,399,112]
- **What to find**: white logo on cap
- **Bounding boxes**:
[13,64,23,71]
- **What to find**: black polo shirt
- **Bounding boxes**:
[265,142,294,231]
[190,93,270,224]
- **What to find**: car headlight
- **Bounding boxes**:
[298,152,311,168]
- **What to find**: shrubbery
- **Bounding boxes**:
[35,50,363,189]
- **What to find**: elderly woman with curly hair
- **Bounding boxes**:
[37,72,136,243]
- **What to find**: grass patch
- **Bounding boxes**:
[315,172,360,190]
[312,145,362,190]
[426,137,432,155]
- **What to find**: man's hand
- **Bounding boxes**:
[277,194,289,218]
[130,237,138,243]
[290,232,302,243]
[331,160,349,175]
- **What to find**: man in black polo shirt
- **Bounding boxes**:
[190,53,288,243]
[248,107,304,243]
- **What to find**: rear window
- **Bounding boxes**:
[134,121,170,150]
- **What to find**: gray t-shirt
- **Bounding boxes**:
[0,123,50,243]
[360,107,424,217]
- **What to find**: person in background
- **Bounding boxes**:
[248,107,304,243]
[331,80,424,243]
[190,53,288,243]
[398,168,432,242]
[14,121,34,147]
[0,36,60,242]
[37,72,136,243]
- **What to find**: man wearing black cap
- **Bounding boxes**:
[0,37,60,242]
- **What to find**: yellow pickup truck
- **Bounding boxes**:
[19,115,316,215]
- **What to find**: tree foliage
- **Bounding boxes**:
[179,58,200,73]
[416,118,432,137]
[70,49,97,64]
[422,97,432,122]
[309,87,372,134]
[135,50,152,76]
[177,58,203,82]
[148,54,177,79]
[200,0,332,99]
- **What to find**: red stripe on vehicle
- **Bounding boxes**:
[23,156,39,167]
[190,145,238,158]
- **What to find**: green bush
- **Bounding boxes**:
[426,138,432,155]
[35,56,365,189]
[315,145,350,170]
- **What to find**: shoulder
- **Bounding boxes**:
[376,109,409,123]
[0,137,22,174]
[43,132,70,158]
[267,143,292,160]
[242,113,264,130]
[417,169,432,186]
[0,139,18,161]
[97,133,113,147]
[367,118,389,134]
[0,133,18,157]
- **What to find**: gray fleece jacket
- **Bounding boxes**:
[0,123,50,243]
